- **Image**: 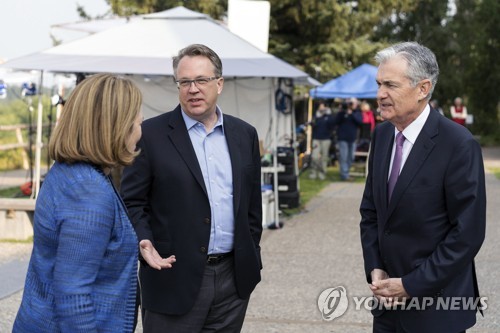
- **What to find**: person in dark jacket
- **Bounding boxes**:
[333,98,363,180]
[360,41,485,333]
[310,102,335,179]
[121,44,262,333]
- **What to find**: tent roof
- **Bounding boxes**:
[310,63,378,99]
[50,7,207,34]
[2,6,310,79]
[51,17,141,34]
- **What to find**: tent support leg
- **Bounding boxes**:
[33,70,44,199]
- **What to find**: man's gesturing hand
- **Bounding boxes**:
[139,239,176,270]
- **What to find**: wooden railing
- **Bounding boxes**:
[0,123,49,169]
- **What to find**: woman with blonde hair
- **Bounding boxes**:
[14,73,175,332]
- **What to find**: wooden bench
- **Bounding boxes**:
[0,198,36,240]
[351,151,370,178]
[0,198,36,211]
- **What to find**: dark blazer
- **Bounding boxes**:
[360,109,486,332]
[121,106,263,315]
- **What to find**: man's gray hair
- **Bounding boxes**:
[375,42,439,100]
[173,44,223,78]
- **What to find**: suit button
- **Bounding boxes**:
[200,246,207,253]
[384,230,391,236]
[204,217,210,224]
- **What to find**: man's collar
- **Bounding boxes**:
[397,104,430,145]
[181,107,224,133]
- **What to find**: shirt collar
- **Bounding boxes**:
[396,104,430,145]
[181,106,225,134]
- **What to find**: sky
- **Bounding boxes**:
[0,0,111,61]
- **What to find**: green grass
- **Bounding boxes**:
[0,186,24,198]
[0,236,33,243]
[490,167,500,180]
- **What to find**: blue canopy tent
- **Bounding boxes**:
[309,63,378,99]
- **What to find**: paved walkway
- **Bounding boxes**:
[0,148,499,332]
[0,259,30,300]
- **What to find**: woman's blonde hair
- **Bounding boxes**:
[49,73,142,168]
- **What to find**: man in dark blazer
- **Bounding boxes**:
[121,44,262,332]
[360,42,486,332]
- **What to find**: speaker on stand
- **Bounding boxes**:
[276,146,300,209]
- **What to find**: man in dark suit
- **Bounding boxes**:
[121,44,262,332]
[360,42,486,332]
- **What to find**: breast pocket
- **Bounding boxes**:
[405,184,442,195]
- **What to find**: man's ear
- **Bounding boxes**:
[217,77,224,95]
[418,79,432,101]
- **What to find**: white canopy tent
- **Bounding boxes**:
[5,6,312,124]
[8,6,308,78]
[2,6,316,225]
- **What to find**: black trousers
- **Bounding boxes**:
[142,257,249,333]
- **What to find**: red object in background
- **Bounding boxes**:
[20,182,32,196]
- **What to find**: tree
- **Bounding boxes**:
[268,0,414,82]
[373,0,452,103]
[374,0,499,138]
[452,0,499,138]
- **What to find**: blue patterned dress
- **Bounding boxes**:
[13,162,138,333]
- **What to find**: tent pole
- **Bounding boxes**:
[33,70,44,199]
[306,96,313,154]
[271,79,280,229]
[290,83,299,185]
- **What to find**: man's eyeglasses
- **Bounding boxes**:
[175,76,220,89]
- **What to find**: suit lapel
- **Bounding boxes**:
[224,117,242,216]
[167,106,208,196]
[387,110,439,218]
[378,125,395,211]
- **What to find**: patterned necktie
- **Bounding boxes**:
[388,132,405,201]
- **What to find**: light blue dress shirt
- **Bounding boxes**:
[181,108,234,254]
